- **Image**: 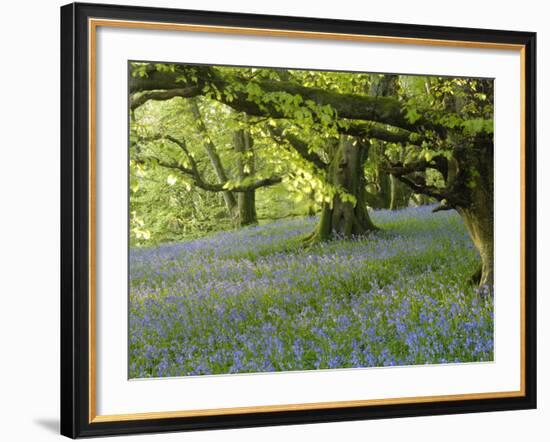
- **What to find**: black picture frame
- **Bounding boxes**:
[61,2,537,438]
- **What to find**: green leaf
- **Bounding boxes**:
[406,108,421,124]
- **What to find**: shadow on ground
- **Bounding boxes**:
[34,418,58,434]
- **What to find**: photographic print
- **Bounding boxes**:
[128,62,494,379]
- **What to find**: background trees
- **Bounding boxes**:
[129,62,494,287]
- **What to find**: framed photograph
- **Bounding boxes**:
[60,2,536,438]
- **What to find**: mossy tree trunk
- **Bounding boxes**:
[233,128,258,227]
[455,142,494,289]
[307,136,377,243]
[237,190,257,227]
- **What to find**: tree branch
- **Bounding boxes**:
[383,155,448,177]
[393,174,447,201]
[136,135,282,193]
[384,156,468,206]
[130,86,202,110]
[343,121,421,144]
[129,64,430,131]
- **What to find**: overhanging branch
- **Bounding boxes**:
[129,64,431,132]
[130,86,202,110]
[136,135,282,193]
[343,121,422,144]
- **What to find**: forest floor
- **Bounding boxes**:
[129,205,494,378]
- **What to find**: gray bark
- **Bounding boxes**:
[188,99,238,218]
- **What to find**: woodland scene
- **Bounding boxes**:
[128,62,494,378]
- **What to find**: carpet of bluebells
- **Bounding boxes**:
[129,206,494,378]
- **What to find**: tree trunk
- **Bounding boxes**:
[370,76,411,211]
[307,136,377,243]
[389,174,412,209]
[365,171,390,209]
[458,206,493,288]
[238,191,257,226]
[233,128,258,227]
[452,140,494,290]
[188,100,238,219]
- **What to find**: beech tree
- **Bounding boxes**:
[129,63,494,287]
